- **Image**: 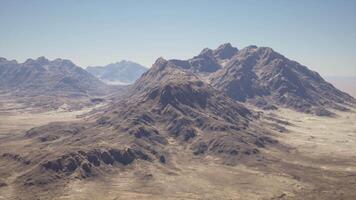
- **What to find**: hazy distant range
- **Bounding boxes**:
[326,76,356,98]
[86,60,148,85]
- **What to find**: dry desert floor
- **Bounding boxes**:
[0,104,355,200]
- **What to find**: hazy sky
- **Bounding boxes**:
[0,0,355,76]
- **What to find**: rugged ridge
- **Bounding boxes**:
[168,43,355,115]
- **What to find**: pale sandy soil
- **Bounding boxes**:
[0,107,356,199]
[0,102,103,139]
[58,161,301,200]
[268,108,356,164]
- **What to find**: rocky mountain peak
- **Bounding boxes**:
[149,57,170,72]
[23,56,50,66]
[52,58,76,67]
[199,48,214,57]
[213,43,239,60]
[153,57,168,67]
[0,57,17,65]
[36,56,50,64]
[24,58,35,64]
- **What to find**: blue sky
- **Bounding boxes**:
[0,0,355,76]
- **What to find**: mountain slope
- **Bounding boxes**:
[86,60,147,85]
[111,57,271,161]
[209,45,355,115]
[169,43,355,115]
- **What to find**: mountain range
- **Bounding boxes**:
[3,45,353,114]
[0,43,355,199]
[0,57,113,110]
[2,57,280,198]
[0,56,110,96]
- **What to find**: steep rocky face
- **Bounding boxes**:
[0,57,110,97]
[86,60,147,85]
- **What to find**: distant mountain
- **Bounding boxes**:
[0,56,112,109]
[0,56,109,96]
[170,43,356,116]
[86,60,147,85]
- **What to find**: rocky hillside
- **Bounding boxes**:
[170,43,355,115]
[102,57,274,163]
[0,57,281,198]
[86,60,147,85]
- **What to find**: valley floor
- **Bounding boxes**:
[0,106,355,200]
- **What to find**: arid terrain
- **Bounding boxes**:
[1,44,355,200]
[0,103,355,200]
[1,0,355,198]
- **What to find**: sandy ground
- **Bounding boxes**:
[0,107,356,199]
[58,162,301,200]
[272,108,356,159]
[57,135,300,200]
[0,102,104,139]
